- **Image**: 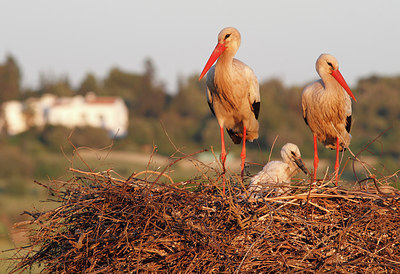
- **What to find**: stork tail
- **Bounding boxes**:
[226,129,242,144]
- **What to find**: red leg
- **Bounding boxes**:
[240,126,247,179]
[220,126,227,194]
[313,135,319,183]
[334,137,340,186]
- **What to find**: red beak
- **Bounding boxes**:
[199,43,226,80]
[331,69,357,102]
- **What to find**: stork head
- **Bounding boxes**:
[217,27,241,52]
[199,27,241,80]
[281,143,308,175]
[316,53,357,102]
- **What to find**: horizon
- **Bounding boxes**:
[1,1,400,93]
[2,52,399,95]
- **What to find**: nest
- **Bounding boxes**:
[9,157,400,273]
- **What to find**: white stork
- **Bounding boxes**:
[302,54,356,185]
[199,27,260,194]
[248,143,308,198]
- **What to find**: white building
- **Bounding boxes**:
[47,93,128,138]
[0,93,129,138]
[0,100,28,135]
[25,93,57,128]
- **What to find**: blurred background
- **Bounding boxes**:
[1,0,399,271]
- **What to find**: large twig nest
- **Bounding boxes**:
[10,165,400,273]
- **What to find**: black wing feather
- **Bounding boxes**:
[207,101,215,117]
[303,116,309,126]
[252,101,260,120]
[346,116,352,133]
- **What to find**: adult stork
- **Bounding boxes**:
[248,143,308,198]
[199,27,260,194]
[302,54,356,185]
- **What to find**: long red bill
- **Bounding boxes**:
[199,43,226,80]
[331,69,357,102]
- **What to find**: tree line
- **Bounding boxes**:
[0,54,398,174]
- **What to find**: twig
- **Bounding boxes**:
[148,149,208,189]
[268,135,279,163]
[351,127,392,181]
[132,170,174,185]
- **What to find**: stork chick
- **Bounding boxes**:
[248,143,308,198]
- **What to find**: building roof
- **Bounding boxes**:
[86,97,119,104]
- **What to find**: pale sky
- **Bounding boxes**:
[1,0,399,93]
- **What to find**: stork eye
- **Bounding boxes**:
[327,62,334,69]
[291,151,296,156]
[224,33,231,40]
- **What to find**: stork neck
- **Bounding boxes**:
[321,74,345,95]
[282,152,294,169]
[213,51,238,110]
[215,53,234,86]
[216,52,234,72]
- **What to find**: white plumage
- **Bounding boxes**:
[302,54,354,151]
[248,143,308,198]
[301,54,356,184]
[199,27,260,194]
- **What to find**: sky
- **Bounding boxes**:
[1,0,400,94]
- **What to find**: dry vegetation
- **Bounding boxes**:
[7,146,400,273]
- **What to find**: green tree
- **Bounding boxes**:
[103,58,167,118]
[103,67,141,105]
[38,73,74,97]
[0,54,22,103]
[77,73,99,95]
[166,74,213,146]
[169,75,209,119]
[353,75,400,158]
[135,58,167,118]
